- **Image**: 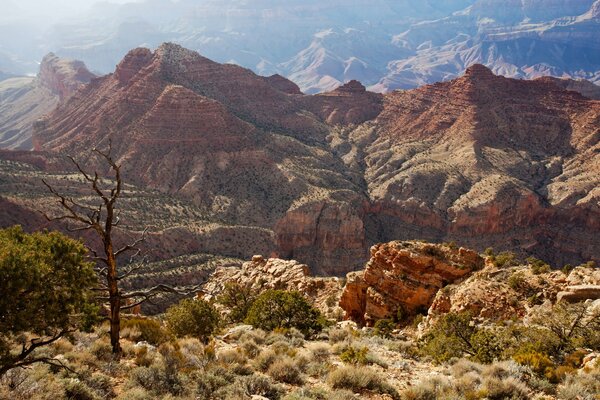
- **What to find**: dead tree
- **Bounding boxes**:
[42,142,198,355]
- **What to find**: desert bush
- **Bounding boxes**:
[306,360,332,379]
[90,339,113,362]
[129,347,184,396]
[85,372,114,398]
[177,337,207,369]
[327,366,399,399]
[527,257,551,274]
[493,251,520,268]
[401,375,453,400]
[133,345,155,367]
[309,343,331,361]
[253,349,279,372]
[268,357,304,385]
[557,370,600,400]
[218,374,281,399]
[373,319,395,338]
[339,346,369,365]
[64,379,99,400]
[327,327,352,344]
[481,376,529,400]
[239,329,267,346]
[512,349,555,380]
[245,290,322,337]
[283,388,357,400]
[121,317,169,346]
[240,339,260,358]
[115,387,151,400]
[216,282,258,323]
[196,371,229,399]
[217,348,247,365]
[165,298,220,342]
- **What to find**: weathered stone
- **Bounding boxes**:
[557,285,600,303]
[339,241,484,325]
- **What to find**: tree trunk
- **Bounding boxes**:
[106,241,122,355]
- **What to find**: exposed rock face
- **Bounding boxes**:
[339,241,484,325]
[557,285,600,303]
[38,53,95,100]
[32,43,382,276]
[9,46,600,274]
[201,255,344,317]
[538,76,600,100]
[359,63,600,266]
[0,54,94,149]
[427,264,600,326]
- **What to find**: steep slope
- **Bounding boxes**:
[16,46,600,274]
[34,43,383,276]
[0,53,94,150]
[357,64,600,264]
[538,76,600,99]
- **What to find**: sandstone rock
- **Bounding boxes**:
[339,241,484,325]
[38,53,95,100]
[201,256,343,317]
[0,54,94,150]
[426,262,600,328]
[557,285,600,303]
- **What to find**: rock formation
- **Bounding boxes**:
[1,45,598,275]
[427,262,600,324]
[538,76,600,100]
[201,255,344,317]
[0,54,94,149]
[339,241,484,325]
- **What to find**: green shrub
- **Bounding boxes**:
[373,319,395,338]
[339,346,369,365]
[268,357,304,385]
[165,298,220,341]
[420,312,477,363]
[64,379,99,400]
[245,290,322,337]
[512,350,554,377]
[196,372,229,400]
[494,252,520,268]
[327,366,399,399]
[122,317,169,346]
[216,282,257,323]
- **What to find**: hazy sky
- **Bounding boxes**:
[3,0,144,19]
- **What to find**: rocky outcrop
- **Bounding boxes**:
[38,53,95,100]
[0,54,94,150]
[339,241,484,325]
[201,255,344,317]
[557,285,600,303]
[427,264,600,326]
[538,76,600,100]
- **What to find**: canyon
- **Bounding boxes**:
[0,43,596,278]
[2,1,600,93]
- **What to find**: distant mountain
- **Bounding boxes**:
[370,0,600,91]
[19,44,599,274]
[0,53,94,149]
[1,0,598,92]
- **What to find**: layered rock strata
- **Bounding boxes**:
[339,241,484,325]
